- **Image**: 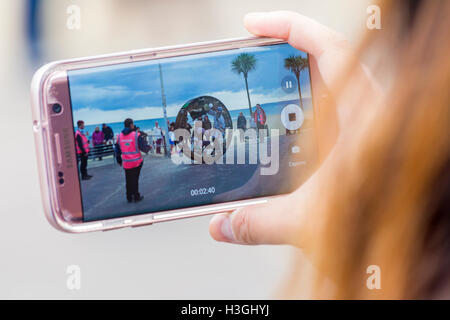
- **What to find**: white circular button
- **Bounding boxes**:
[280,104,304,131]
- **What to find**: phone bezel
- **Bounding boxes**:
[31,36,314,233]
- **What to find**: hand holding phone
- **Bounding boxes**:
[209,11,381,247]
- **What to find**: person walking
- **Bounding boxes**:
[75,120,93,180]
[115,118,150,203]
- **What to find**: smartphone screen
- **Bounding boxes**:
[67,43,317,222]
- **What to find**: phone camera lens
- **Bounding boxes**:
[52,103,62,114]
[59,178,65,185]
[58,171,64,177]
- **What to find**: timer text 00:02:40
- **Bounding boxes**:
[190,187,216,197]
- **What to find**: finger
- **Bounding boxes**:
[244,11,343,155]
[209,194,303,246]
[244,11,383,143]
[244,11,353,87]
[244,11,349,59]
[209,213,234,243]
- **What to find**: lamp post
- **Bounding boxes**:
[159,63,170,157]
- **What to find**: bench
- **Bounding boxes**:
[88,143,116,161]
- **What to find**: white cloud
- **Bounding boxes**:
[71,85,129,102]
[74,105,161,125]
[71,84,154,104]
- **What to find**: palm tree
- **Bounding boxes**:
[284,55,308,110]
[231,53,256,117]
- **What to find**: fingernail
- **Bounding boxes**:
[220,215,235,242]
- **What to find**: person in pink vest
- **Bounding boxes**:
[115,118,150,203]
[75,120,93,180]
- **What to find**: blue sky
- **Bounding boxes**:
[69,43,311,125]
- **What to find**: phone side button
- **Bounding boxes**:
[102,226,127,232]
[131,218,154,228]
[131,222,153,228]
[102,219,130,231]
[54,133,63,165]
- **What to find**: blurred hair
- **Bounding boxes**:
[288,0,450,299]
[124,118,134,128]
[77,120,84,127]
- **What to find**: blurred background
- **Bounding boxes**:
[0,0,370,299]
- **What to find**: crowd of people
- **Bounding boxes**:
[74,118,165,203]
[74,121,117,180]
[73,103,267,199]
[169,102,270,155]
[237,104,267,142]
[75,119,167,164]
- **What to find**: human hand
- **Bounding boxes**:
[209,11,379,247]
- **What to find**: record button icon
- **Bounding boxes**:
[280,104,304,131]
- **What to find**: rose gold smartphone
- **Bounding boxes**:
[31,37,318,233]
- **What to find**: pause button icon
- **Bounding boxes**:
[281,75,296,93]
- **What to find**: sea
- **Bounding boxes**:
[81,98,312,138]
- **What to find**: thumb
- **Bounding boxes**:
[209,194,303,246]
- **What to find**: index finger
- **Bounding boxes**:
[244,11,349,58]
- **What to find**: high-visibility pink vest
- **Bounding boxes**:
[75,130,90,154]
[118,131,143,169]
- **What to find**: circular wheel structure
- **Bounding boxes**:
[174,96,233,162]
